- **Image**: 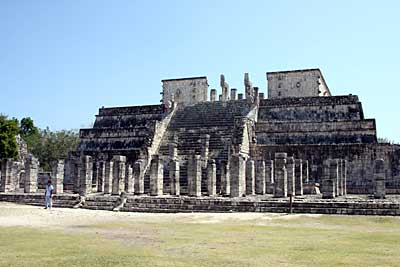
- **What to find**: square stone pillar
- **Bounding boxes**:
[125,164,134,194]
[338,159,344,196]
[245,159,255,195]
[374,159,386,199]
[112,156,126,195]
[24,157,39,193]
[0,159,12,192]
[286,157,295,196]
[274,153,287,198]
[343,160,347,196]
[207,159,217,196]
[255,160,266,195]
[302,160,309,184]
[230,88,237,101]
[104,160,113,194]
[229,154,246,197]
[322,159,335,199]
[97,161,105,193]
[72,158,81,194]
[333,159,340,197]
[169,159,180,195]
[210,89,217,102]
[51,160,64,194]
[294,159,303,196]
[265,160,274,194]
[201,135,210,164]
[134,159,145,195]
[150,155,163,196]
[79,155,93,196]
[188,155,201,197]
[220,160,230,196]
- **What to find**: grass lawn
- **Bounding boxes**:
[1,214,400,267]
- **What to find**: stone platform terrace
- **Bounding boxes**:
[2,193,400,216]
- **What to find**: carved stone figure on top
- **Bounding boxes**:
[220,74,229,101]
[244,73,254,101]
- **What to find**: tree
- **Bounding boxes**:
[0,115,19,160]
[19,117,41,153]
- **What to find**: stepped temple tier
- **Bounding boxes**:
[1,68,400,215]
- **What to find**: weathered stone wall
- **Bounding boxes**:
[267,69,331,99]
[162,77,208,106]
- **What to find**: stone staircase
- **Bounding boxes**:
[0,193,80,208]
[153,100,254,195]
[82,194,121,211]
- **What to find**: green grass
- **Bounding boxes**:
[1,215,400,267]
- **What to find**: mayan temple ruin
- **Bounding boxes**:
[1,68,400,215]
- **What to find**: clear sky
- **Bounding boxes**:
[1,0,399,142]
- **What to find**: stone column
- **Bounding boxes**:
[294,159,303,196]
[134,159,145,195]
[169,142,178,161]
[230,88,237,101]
[220,160,230,196]
[188,155,201,197]
[79,155,93,196]
[302,160,309,184]
[338,159,344,196]
[265,160,274,194]
[255,160,266,195]
[125,164,134,194]
[169,159,180,195]
[245,159,255,195]
[51,160,64,194]
[210,89,217,102]
[286,157,295,196]
[343,160,347,196]
[112,156,126,195]
[259,93,265,99]
[72,159,81,194]
[274,153,287,198]
[229,154,246,197]
[104,160,113,194]
[150,155,163,196]
[374,159,386,199]
[207,159,217,196]
[332,159,339,197]
[24,157,39,193]
[238,93,244,100]
[322,159,335,199]
[201,134,210,167]
[97,161,105,192]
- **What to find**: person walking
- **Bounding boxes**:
[44,180,54,209]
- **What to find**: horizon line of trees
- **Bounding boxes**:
[0,115,79,171]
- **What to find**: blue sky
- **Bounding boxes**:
[1,0,399,142]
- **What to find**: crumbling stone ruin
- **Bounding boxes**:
[2,68,400,215]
